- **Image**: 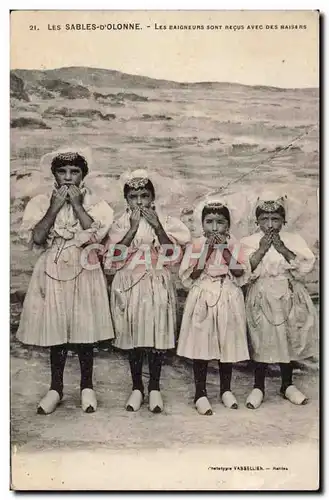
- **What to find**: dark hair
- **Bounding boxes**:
[202,205,231,227]
[124,179,155,200]
[255,205,286,222]
[51,152,88,178]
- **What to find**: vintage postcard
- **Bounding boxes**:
[10,10,319,491]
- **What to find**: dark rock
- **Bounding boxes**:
[16,172,32,181]
[29,85,56,99]
[93,92,125,106]
[93,91,148,103]
[101,113,116,120]
[139,114,172,121]
[116,92,148,102]
[10,73,30,102]
[11,117,51,129]
[43,106,116,121]
[38,79,91,99]
[93,91,118,101]
[207,137,222,144]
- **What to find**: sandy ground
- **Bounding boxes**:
[10,350,319,490]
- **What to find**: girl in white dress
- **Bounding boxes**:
[177,198,249,415]
[104,169,190,413]
[17,149,115,414]
[241,194,318,409]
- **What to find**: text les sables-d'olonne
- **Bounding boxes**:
[48,23,142,31]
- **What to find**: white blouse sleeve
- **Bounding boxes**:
[163,216,191,246]
[154,216,191,269]
[18,195,50,248]
[285,234,316,278]
[75,200,114,245]
[239,235,261,282]
[228,240,252,287]
[108,215,129,244]
[102,215,132,272]
[178,238,205,289]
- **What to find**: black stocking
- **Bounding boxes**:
[254,362,267,395]
[193,359,208,403]
[148,350,164,392]
[77,344,94,391]
[50,344,68,398]
[128,348,144,394]
[280,362,293,394]
[219,362,233,395]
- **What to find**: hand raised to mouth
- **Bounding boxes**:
[67,185,83,207]
[50,185,69,212]
[129,207,141,231]
[140,207,162,230]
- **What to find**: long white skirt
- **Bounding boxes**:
[17,247,115,346]
[110,267,177,350]
[177,276,249,362]
[246,276,318,363]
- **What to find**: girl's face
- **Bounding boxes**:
[126,188,153,209]
[257,212,284,233]
[203,213,229,236]
[53,164,83,187]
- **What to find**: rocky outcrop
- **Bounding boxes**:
[11,116,51,129]
[39,79,91,99]
[43,106,116,120]
[10,73,29,101]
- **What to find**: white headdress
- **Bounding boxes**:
[192,192,249,238]
[255,192,288,217]
[245,185,318,246]
[118,168,191,214]
[39,145,93,179]
[12,146,93,200]
[245,189,290,234]
[120,168,150,190]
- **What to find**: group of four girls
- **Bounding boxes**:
[16,150,318,416]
